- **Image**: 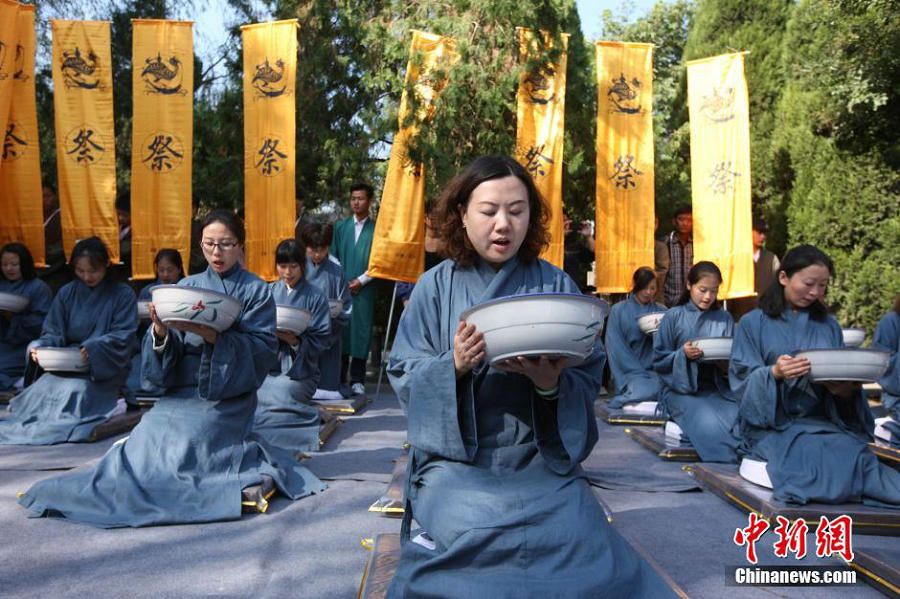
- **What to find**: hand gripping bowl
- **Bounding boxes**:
[35,347,89,373]
[636,311,667,335]
[841,327,865,348]
[328,300,344,319]
[690,337,733,362]
[0,292,29,314]
[276,305,312,335]
[459,293,609,367]
[137,301,151,320]
[794,348,890,383]
[151,285,242,333]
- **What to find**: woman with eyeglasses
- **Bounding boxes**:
[18,211,325,527]
[252,238,331,453]
[0,243,53,394]
[0,238,137,444]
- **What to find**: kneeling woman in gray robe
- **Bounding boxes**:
[18,212,325,527]
[386,156,676,598]
[0,238,136,445]
[730,245,900,506]
[254,238,331,453]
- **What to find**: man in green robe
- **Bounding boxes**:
[333,183,376,395]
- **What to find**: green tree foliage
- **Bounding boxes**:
[682,0,792,252]
[601,0,695,227]
[774,0,899,331]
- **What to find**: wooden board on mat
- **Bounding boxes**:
[369,453,408,517]
[357,534,402,599]
[848,547,900,598]
[319,408,339,447]
[688,463,900,537]
[87,410,143,442]
[625,426,700,461]
[870,442,900,470]
[595,400,666,426]
[312,395,369,414]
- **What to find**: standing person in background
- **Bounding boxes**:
[303,224,352,400]
[662,205,693,307]
[728,216,781,322]
[653,217,669,304]
[40,185,70,293]
[562,212,595,293]
[333,183,376,396]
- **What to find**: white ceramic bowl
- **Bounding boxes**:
[276,305,312,335]
[328,300,343,319]
[0,291,29,313]
[691,337,733,362]
[460,293,609,367]
[794,348,890,383]
[150,285,242,333]
[637,312,667,335]
[739,458,773,489]
[664,420,686,441]
[137,301,151,320]
[841,327,865,348]
[35,347,89,373]
[621,401,658,416]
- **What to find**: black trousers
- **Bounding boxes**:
[341,355,367,385]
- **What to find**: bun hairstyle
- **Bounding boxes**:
[70,236,110,272]
[676,261,723,310]
[301,223,333,248]
[0,242,37,280]
[631,266,656,295]
[759,244,833,322]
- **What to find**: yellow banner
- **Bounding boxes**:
[368,30,459,283]
[593,41,655,293]
[242,19,297,281]
[51,20,118,263]
[686,52,753,299]
[130,19,193,280]
[515,29,568,269]
[0,0,19,168]
[0,4,45,266]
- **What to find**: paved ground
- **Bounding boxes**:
[0,390,894,598]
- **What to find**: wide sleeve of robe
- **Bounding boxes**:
[141,324,189,390]
[729,311,785,430]
[606,300,647,384]
[388,270,475,463]
[653,309,698,395]
[0,279,52,346]
[80,284,138,382]
[873,312,900,399]
[198,280,277,402]
[283,289,331,382]
[35,284,73,348]
[329,262,352,328]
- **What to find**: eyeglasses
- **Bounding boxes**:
[201,240,238,252]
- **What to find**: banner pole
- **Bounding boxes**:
[375,281,399,397]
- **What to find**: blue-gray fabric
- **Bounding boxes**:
[0,278,136,445]
[606,295,666,408]
[873,310,899,422]
[652,301,739,463]
[305,256,351,391]
[385,255,678,598]
[729,307,900,506]
[253,279,331,453]
[17,264,326,527]
[0,277,52,391]
[126,279,166,397]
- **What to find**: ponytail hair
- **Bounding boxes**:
[759,244,833,322]
[676,261,723,311]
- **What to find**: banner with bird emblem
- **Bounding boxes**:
[594,41,655,293]
[686,52,753,300]
[367,30,459,283]
[515,28,568,269]
[51,20,118,263]
[130,19,193,280]
[241,19,298,281]
[0,4,45,266]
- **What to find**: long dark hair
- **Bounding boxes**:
[154,248,185,279]
[1,243,38,281]
[433,155,549,267]
[676,261,723,310]
[275,238,306,279]
[631,266,656,295]
[759,244,833,321]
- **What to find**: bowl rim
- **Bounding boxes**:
[637,311,668,319]
[460,292,608,321]
[276,304,313,317]
[795,347,889,358]
[690,336,734,343]
[150,284,239,306]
